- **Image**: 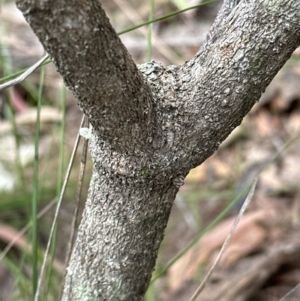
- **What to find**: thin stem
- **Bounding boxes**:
[188,177,258,301]
[33,116,84,301]
[59,116,89,299]
[44,83,67,298]
[147,0,155,62]
[117,0,219,35]
[31,60,45,296]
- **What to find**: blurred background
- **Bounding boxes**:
[0,0,300,300]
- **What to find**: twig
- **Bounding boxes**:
[0,54,49,91]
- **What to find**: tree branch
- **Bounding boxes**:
[136,0,300,177]
[208,0,242,37]
[17,0,155,152]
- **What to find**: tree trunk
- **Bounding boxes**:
[17,0,300,300]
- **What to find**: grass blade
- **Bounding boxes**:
[31,60,45,295]
[0,55,48,90]
[147,0,155,62]
[33,115,84,301]
[188,177,258,301]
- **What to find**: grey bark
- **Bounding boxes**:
[16,0,300,300]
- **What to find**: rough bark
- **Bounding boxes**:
[16,0,300,300]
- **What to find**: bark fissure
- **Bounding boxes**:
[16,0,300,300]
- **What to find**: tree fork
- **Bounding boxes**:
[17,0,300,300]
